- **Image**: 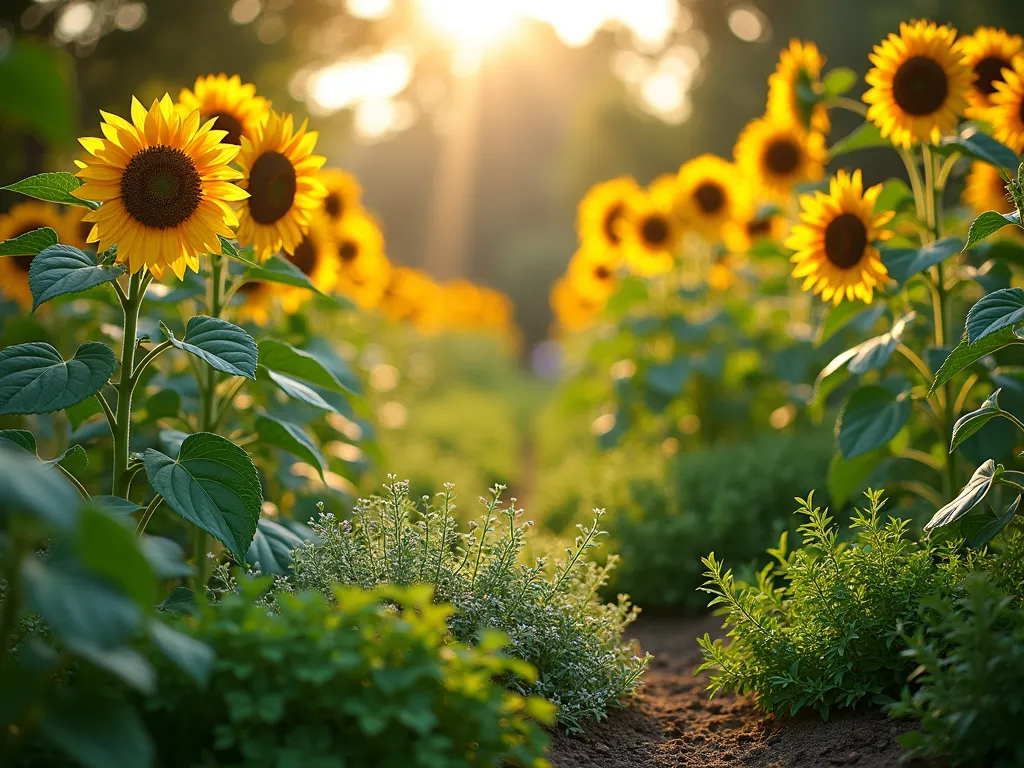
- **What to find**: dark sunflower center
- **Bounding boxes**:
[248,151,297,225]
[823,213,868,269]
[338,240,359,262]
[694,182,725,215]
[324,193,343,220]
[892,55,949,116]
[288,237,319,276]
[603,203,624,244]
[210,111,245,145]
[120,145,203,229]
[747,217,773,237]
[764,138,801,175]
[594,264,612,281]
[79,220,92,244]
[11,223,44,273]
[640,215,670,246]
[974,56,1011,97]
[237,281,263,295]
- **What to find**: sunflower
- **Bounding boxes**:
[0,202,84,309]
[959,27,1023,117]
[177,74,270,146]
[73,95,247,280]
[333,212,391,310]
[380,266,443,332]
[964,161,1014,215]
[676,155,751,242]
[766,40,830,134]
[989,56,1024,154]
[787,169,895,306]
[236,109,327,261]
[233,280,276,326]
[550,276,602,333]
[617,188,682,276]
[863,20,972,149]
[567,247,619,302]
[319,169,363,223]
[723,207,787,254]
[279,213,339,312]
[734,116,826,200]
[576,176,641,253]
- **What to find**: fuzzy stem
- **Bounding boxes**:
[112,272,149,498]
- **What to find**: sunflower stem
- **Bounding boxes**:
[111,271,147,498]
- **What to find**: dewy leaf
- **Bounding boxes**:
[1,172,90,207]
[925,459,1001,532]
[837,383,912,459]
[142,432,262,562]
[829,122,889,159]
[964,210,1022,250]
[937,129,1020,171]
[880,237,963,288]
[258,339,353,394]
[242,254,322,293]
[255,415,326,479]
[29,245,124,310]
[951,389,1005,451]
[931,325,1021,393]
[247,517,307,577]
[965,288,1024,343]
[0,341,116,415]
[0,226,57,256]
[161,316,257,380]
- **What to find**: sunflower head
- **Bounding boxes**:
[734,116,826,200]
[567,246,619,303]
[964,160,1014,215]
[236,109,327,261]
[863,20,972,149]
[550,275,603,333]
[73,95,247,280]
[0,201,85,309]
[576,176,641,252]
[989,56,1024,155]
[723,206,787,254]
[786,169,895,306]
[319,169,363,223]
[616,186,683,277]
[233,280,276,326]
[959,27,1024,117]
[177,74,270,146]
[380,266,443,332]
[333,212,390,310]
[767,39,830,134]
[676,154,751,242]
[279,212,339,312]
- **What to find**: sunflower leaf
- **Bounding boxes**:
[822,67,857,97]
[964,210,1022,250]
[0,227,58,256]
[925,460,1001,533]
[160,316,258,380]
[965,288,1024,343]
[29,245,124,311]
[0,342,116,416]
[828,122,889,159]
[242,255,322,294]
[258,339,354,394]
[217,236,258,268]
[936,129,1019,171]
[880,237,962,288]
[837,381,912,459]
[1,172,90,207]
[931,325,1023,394]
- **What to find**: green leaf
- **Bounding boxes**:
[951,389,1005,451]
[837,383,912,459]
[148,620,213,686]
[140,536,193,580]
[965,288,1024,343]
[143,389,181,423]
[29,245,124,310]
[937,129,1020,170]
[158,587,196,616]
[0,428,36,453]
[880,237,963,288]
[161,316,257,379]
[823,67,857,97]
[0,430,86,472]
[262,368,338,413]
[925,459,1001,532]
[0,40,76,145]
[0,341,116,415]
[815,301,885,346]
[142,432,262,562]
[932,325,1022,393]
[65,396,102,430]
[646,358,691,396]
[218,236,259,267]
[242,254,321,293]
[247,517,306,576]
[828,447,888,509]
[0,226,57,256]
[846,311,915,375]
[92,496,143,517]
[255,415,326,479]
[258,339,353,394]
[40,696,153,768]
[0,445,80,529]
[872,179,914,215]
[1,172,89,207]
[964,210,1022,250]
[604,276,649,315]
[829,122,889,159]
[962,495,1020,548]
[75,506,156,608]
[49,443,88,474]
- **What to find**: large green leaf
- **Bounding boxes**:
[837,383,912,459]
[0,341,116,415]
[161,316,257,379]
[75,506,156,608]
[924,460,1001,532]
[255,415,326,479]
[964,210,1022,250]
[142,432,262,561]
[0,226,57,256]
[40,695,153,768]
[261,368,338,413]
[242,254,321,293]
[931,325,1022,393]
[258,339,353,394]
[950,389,1006,451]
[962,495,1021,548]
[937,129,1020,170]
[965,288,1024,343]
[829,122,889,158]
[1,172,89,207]
[846,311,915,375]
[247,517,306,576]
[880,238,963,288]
[29,245,124,310]
[0,444,80,530]
[148,621,213,686]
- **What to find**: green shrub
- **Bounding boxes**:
[290,480,648,732]
[606,430,832,611]
[145,579,553,768]
[697,490,967,719]
[891,574,1024,768]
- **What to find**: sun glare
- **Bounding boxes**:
[419,0,522,47]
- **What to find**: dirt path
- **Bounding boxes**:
[549,616,937,768]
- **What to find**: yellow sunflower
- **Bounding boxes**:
[734,116,826,200]
[73,95,247,280]
[787,169,895,306]
[617,188,682,277]
[280,213,339,312]
[723,207,787,254]
[959,27,1023,118]
[233,280,276,326]
[964,161,1014,215]
[567,246,619,302]
[550,276,603,333]
[766,40,830,135]
[443,280,489,331]
[576,176,641,252]
[863,20,972,149]
[0,202,84,309]
[236,109,327,261]
[676,155,751,242]
[380,266,443,332]
[177,74,270,146]
[989,56,1024,154]
[319,168,363,223]
[333,212,391,311]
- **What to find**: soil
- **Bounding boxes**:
[549,616,939,768]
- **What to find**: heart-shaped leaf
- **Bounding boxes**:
[964,210,1022,250]
[880,238,963,288]
[29,245,124,310]
[829,122,889,159]
[965,288,1024,343]
[258,339,353,394]
[837,383,912,459]
[925,459,1001,532]
[0,429,87,473]
[951,389,1006,451]
[931,325,1022,393]
[255,415,325,479]
[0,341,116,415]
[2,172,90,207]
[937,129,1020,170]
[0,226,57,256]
[246,517,306,576]
[142,432,262,562]
[161,316,257,379]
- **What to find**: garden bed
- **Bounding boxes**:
[550,616,935,768]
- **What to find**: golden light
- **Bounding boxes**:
[418,0,522,48]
